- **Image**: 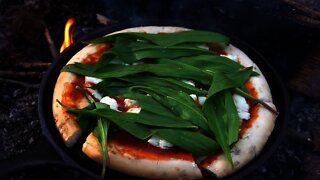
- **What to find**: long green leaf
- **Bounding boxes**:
[107,41,215,63]
[62,59,212,85]
[138,87,211,133]
[124,76,207,95]
[208,67,257,96]
[94,102,110,178]
[57,100,152,139]
[202,94,233,165]
[120,93,198,129]
[224,90,240,145]
[134,46,213,60]
[155,129,219,156]
[59,99,196,134]
[92,76,206,96]
[175,55,243,73]
[89,30,230,47]
[76,103,97,135]
[106,37,137,63]
[234,88,278,115]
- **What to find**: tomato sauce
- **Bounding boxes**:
[239,81,259,138]
[61,76,85,108]
[208,43,227,55]
[239,105,259,138]
[61,44,111,119]
[82,43,111,64]
[61,76,85,120]
[109,131,194,161]
[245,81,258,99]
[111,96,127,112]
[200,151,222,167]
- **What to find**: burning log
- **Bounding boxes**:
[0,71,40,79]
[17,62,51,70]
[0,78,39,89]
[44,27,58,59]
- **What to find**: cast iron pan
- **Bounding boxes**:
[38,22,289,180]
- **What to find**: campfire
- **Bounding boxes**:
[60,18,75,53]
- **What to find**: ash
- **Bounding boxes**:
[0,88,39,160]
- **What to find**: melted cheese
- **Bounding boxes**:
[198,96,206,106]
[220,54,238,61]
[100,96,118,110]
[233,94,250,120]
[85,76,103,100]
[85,76,103,84]
[148,136,173,149]
[127,107,141,114]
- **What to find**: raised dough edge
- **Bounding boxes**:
[52,44,103,147]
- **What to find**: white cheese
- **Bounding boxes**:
[220,54,238,62]
[87,89,103,100]
[100,96,118,110]
[148,136,173,149]
[197,44,209,50]
[124,99,141,113]
[85,76,103,100]
[124,99,139,108]
[182,80,198,101]
[233,94,250,120]
[190,94,197,101]
[181,80,195,87]
[85,76,103,84]
[127,107,141,114]
[198,96,206,106]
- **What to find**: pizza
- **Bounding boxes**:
[52,26,278,179]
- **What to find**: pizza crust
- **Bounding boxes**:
[202,103,276,178]
[205,45,277,178]
[224,45,273,102]
[52,26,277,179]
[83,133,203,179]
[52,44,105,147]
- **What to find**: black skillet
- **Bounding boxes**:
[37,23,289,180]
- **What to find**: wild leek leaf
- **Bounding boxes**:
[137,87,211,133]
[234,88,278,115]
[76,103,97,135]
[105,37,137,63]
[105,41,215,63]
[62,59,212,85]
[155,129,219,156]
[175,55,243,73]
[224,90,240,145]
[208,67,258,97]
[202,94,233,165]
[116,93,198,129]
[93,102,110,178]
[89,30,230,47]
[134,46,213,60]
[57,100,152,139]
[92,76,206,96]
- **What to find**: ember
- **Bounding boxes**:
[0,0,319,179]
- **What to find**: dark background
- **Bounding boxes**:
[0,0,319,179]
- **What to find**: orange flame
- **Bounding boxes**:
[60,18,75,53]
